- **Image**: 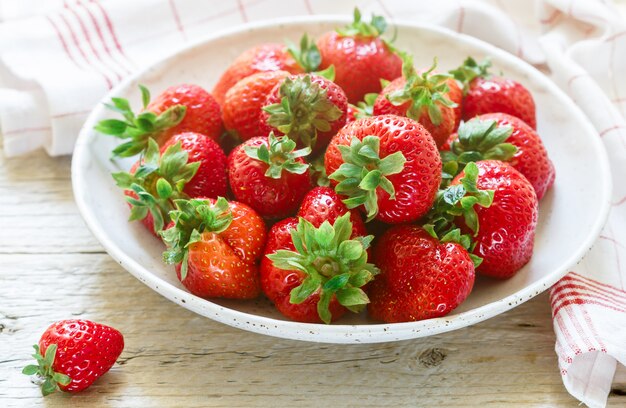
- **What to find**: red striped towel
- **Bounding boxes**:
[1,1,624,406]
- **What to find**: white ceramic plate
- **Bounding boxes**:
[72,16,612,344]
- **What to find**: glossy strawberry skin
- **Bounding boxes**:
[260,187,366,323]
[38,320,124,393]
[447,78,463,131]
[212,43,304,106]
[228,136,312,219]
[147,84,222,145]
[317,32,402,103]
[325,115,442,224]
[462,76,537,129]
[367,225,475,323]
[177,199,266,299]
[452,160,538,279]
[258,74,348,152]
[373,77,456,148]
[222,70,290,141]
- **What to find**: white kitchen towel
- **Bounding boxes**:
[1,1,625,406]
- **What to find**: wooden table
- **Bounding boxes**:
[0,147,624,407]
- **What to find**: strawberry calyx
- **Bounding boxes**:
[263,75,343,149]
[337,8,387,38]
[94,85,186,158]
[244,132,311,179]
[387,54,457,126]
[286,33,322,73]
[267,213,379,324]
[161,197,233,280]
[112,138,199,233]
[449,57,492,94]
[422,162,494,268]
[349,93,378,120]
[22,344,71,396]
[441,119,517,183]
[329,135,406,222]
[311,155,330,187]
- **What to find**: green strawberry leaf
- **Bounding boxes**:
[23,344,73,397]
[243,132,311,179]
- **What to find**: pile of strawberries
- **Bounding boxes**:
[95,10,555,325]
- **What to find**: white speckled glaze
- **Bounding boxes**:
[71,16,611,344]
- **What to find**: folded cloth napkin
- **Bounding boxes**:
[1,0,625,405]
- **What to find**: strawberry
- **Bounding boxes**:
[259,73,348,152]
[261,213,378,323]
[373,55,458,147]
[228,133,313,219]
[222,70,290,142]
[22,320,124,395]
[367,225,475,323]
[451,160,538,279]
[346,93,378,123]
[297,186,367,236]
[316,9,402,103]
[443,114,555,199]
[95,84,222,157]
[447,77,463,131]
[212,35,325,105]
[114,133,227,234]
[451,57,537,128]
[161,197,266,299]
[325,115,441,224]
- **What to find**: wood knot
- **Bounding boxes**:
[418,347,447,368]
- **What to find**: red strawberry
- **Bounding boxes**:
[228,133,313,219]
[222,70,290,142]
[316,9,402,103]
[261,213,377,323]
[444,114,555,199]
[451,57,536,128]
[212,41,311,105]
[259,74,348,152]
[367,225,475,323]
[452,160,538,279]
[22,320,124,395]
[447,78,463,131]
[114,133,227,234]
[147,84,223,144]
[325,115,442,224]
[161,197,266,299]
[297,186,367,236]
[373,56,457,147]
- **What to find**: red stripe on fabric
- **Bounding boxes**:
[456,6,465,33]
[563,302,595,352]
[569,271,626,297]
[3,126,51,135]
[46,15,83,70]
[376,0,392,18]
[555,312,581,356]
[551,284,626,317]
[553,296,626,317]
[64,1,123,81]
[599,124,626,137]
[567,73,588,88]
[89,0,128,58]
[540,9,560,24]
[77,0,132,74]
[604,30,626,43]
[612,196,626,206]
[168,0,187,40]
[581,306,607,353]
[600,235,626,248]
[553,279,626,306]
[303,0,313,15]
[236,0,248,22]
[58,11,113,88]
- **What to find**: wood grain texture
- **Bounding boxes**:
[0,148,624,407]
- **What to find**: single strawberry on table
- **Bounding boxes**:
[316,8,402,103]
[373,54,458,148]
[22,320,124,395]
[450,57,537,128]
[259,73,348,152]
[114,133,227,235]
[325,115,442,224]
[95,84,222,157]
[451,160,538,279]
[228,132,313,219]
[222,70,290,142]
[442,114,555,199]
[261,212,377,324]
[212,34,324,105]
[161,197,266,299]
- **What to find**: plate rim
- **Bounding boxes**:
[71,15,613,344]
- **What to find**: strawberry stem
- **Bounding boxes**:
[22,344,71,396]
[286,33,322,73]
[328,136,406,222]
[244,132,311,179]
[449,57,492,94]
[337,8,387,38]
[267,213,379,324]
